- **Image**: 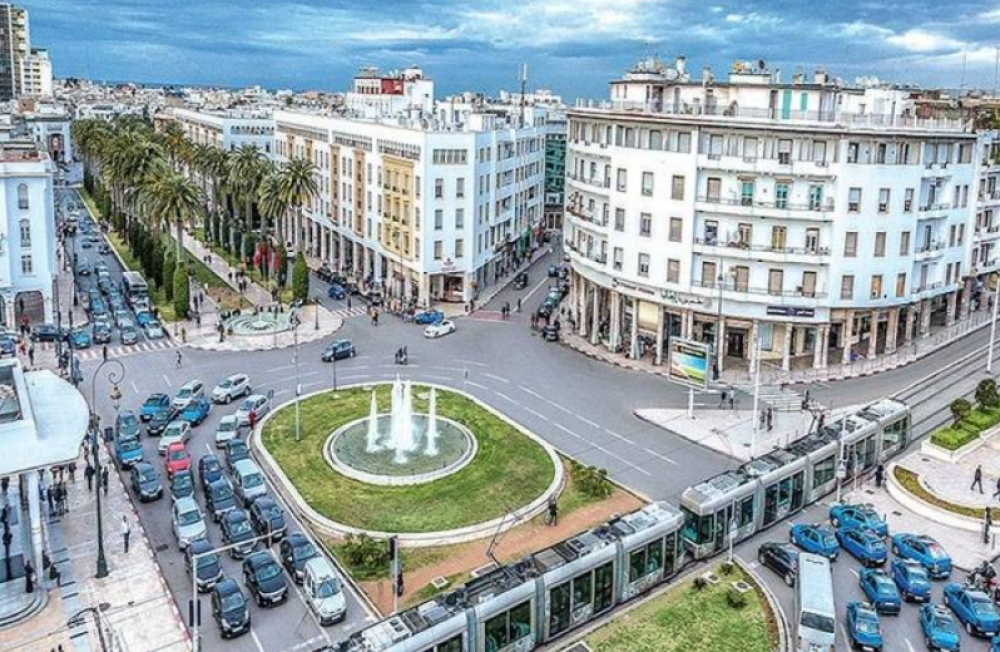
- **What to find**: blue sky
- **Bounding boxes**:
[23,0,1000,98]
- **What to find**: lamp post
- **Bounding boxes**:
[68,603,112,652]
[314,296,319,331]
[89,358,125,580]
[988,280,1000,373]
[294,325,302,442]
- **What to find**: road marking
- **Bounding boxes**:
[273,389,291,397]
[604,428,636,445]
[522,406,550,422]
[454,359,488,368]
[423,374,452,382]
[591,444,652,476]
[642,447,677,465]
[523,275,550,302]
[495,392,514,403]
[519,385,544,400]
[464,380,488,391]
[482,373,509,383]
[905,639,916,652]
[161,374,171,388]
[575,414,599,428]
[250,627,267,652]
[131,380,139,394]
[267,364,295,373]
[849,568,859,578]
[553,422,581,438]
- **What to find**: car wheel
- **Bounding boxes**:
[924,637,932,650]
[256,593,264,607]
[966,622,973,636]
[784,572,794,587]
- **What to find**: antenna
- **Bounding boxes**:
[519,63,528,127]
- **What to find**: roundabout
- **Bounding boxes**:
[254,381,563,545]
[226,310,296,336]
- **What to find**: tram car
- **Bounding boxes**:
[335,502,684,652]
[679,398,909,559]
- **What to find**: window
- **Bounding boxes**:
[768,269,784,295]
[20,254,32,275]
[808,185,824,211]
[613,247,623,271]
[870,274,883,299]
[904,188,914,212]
[734,266,749,292]
[847,142,860,163]
[483,601,531,652]
[434,209,443,230]
[572,573,593,612]
[844,232,858,257]
[594,561,614,613]
[701,261,717,287]
[841,275,855,300]
[737,223,752,247]
[802,271,817,297]
[706,177,721,201]
[455,239,464,258]
[805,228,819,253]
[434,178,443,199]
[743,137,758,161]
[642,172,654,196]
[667,259,680,283]
[638,253,650,277]
[775,183,789,209]
[771,226,787,251]
[740,180,754,206]
[813,456,836,486]
[848,187,861,212]
[455,208,465,229]
[639,213,652,237]
[874,232,886,257]
[18,219,30,247]
[703,220,718,245]
[16,184,27,210]
[669,217,683,243]
[548,583,571,637]
[958,224,966,246]
[900,231,911,256]
[614,208,625,232]
[671,175,685,200]
[456,178,465,198]
[878,188,890,213]
[616,168,627,192]
[777,139,792,165]
[433,241,443,260]
[896,273,907,298]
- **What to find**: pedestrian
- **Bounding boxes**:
[766,407,774,432]
[84,462,94,492]
[546,495,559,526]
[59,483,68,514]
[23,559,34,593]
[101,466,109,496]
[181,327,187,344]
[248,409,258,432]
[875,463,885,489]
[985,509,994,544]
[175,350,183,368]
[121,514,130,554]
[372,311,379,327]
[993,475,1000,501]
[973,464,985,494]
[101,344,108,362]
[516,297,522,313]
[27,344,34,367]
[728,394,735,410]
[67,462,76,484]
[719,390,727,409]
[347,296,352,310]
[45,485,53,517]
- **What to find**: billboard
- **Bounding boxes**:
[667,338,711,390]
[380,78,404,95]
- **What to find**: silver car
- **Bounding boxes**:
[172,496,207,549]
[212,374,251,404]
[235,395,270,427]
[215,415,240,448]
[158,421,192,455]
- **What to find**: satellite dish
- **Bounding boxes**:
[758,59,766,71]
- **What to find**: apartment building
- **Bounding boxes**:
[173,108,274,153]
[974,131,1000,277]
[565,57,984,377]
[0,3,28,101]
[19,47,51,98]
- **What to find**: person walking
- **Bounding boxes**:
[993,476,1000,501]
[248,409,258,432]
[546,495,559,526]
[67,462,76,484]
[973,464,985,494]
[27,344,34,367]
[101,344,108,362]
[766,407,774,432]
[45,486,53,518]
[985,508,994,544]
[84,462,95,492]
[121,515,130,554]
[23,559,34,593]
[516,297,522,313]
[175,350,183,368]
[101,466,109,497]
[719,390,727,409]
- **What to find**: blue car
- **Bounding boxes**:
[0,336,16,357]
[789,523,839,560]
[116,410,141,440]
[892,533,952,579]
[179,396,212,426]
[327,284,346,300]
[135,310,155,327]
[836,527,888,567]
[845,601,883,651]
[890,559,932,602]
[140,394,171,421]
[414,309,444,325]
[198,454,224,491]
[830,503,888,538]
[69,328,92,349]
[944,582,1000,637]
[920,603,961,651]
[115,436,144,469]
[859,569,902,615]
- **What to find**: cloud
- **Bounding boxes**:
[886,29,964,53]
[980,6,1000,20]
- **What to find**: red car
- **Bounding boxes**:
[165,442,191,478]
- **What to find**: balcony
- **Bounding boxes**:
[693,238,831,263]
[691,278,827,300]
[910,282,944,297]
[566,172,611,192]
[698,152,835,178]
[565,203,608,228]
[973,258,1000,275]
[696,195,835,221]
[974,224,1000,242]
[914,241,945,261]
[916,202,951,220]
[565,240,608,269]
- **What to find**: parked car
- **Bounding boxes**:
[249,496,287,543]
[547,264,560,278]
[212,374,252,404]
[221,510,257,559]
[144,320,165,339]
[830,503,889,538]
[115,410,141,440]
[114,435,144,469]
[513,272,529,290]
[919,603,961,652]
[93,323,112,344]
[170,470,195,501]
[225,439,250,471]
[173,380,205,410]
[140,394,171,421]
[30,324,68,343]
[303,557,346,626]
[944,583,1000,637]
[130,462,162,502]
[242,550,289,608]
[198,454,224,491]
[837,527,888,567]
[215,415,240,448]
[891,533,952,579]
[891,559,932,602]
[120,324,139,345]
[206,479,238,523]
[166,445,192,477]
[212,578,251,639]
[0,336,16,357]
[542,323,560,342]
[790,523,840,560]
[424,320,456,339]
[76,260,92,276]
[757,542,798,586]
[135,310,155,327]
[326,284,346,300]
[146,408,177,437]
[279,533,318,584]
[321,340,355,362]
[179,396,212,426]
[171,496,207,550]
[235,394,270,427]
[413,309,444,325]
[69,328,92,349]
[859,569,902,615]
[232,459,268,507]
[158,421,192,455]
[845,601,884,651]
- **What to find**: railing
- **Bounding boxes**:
[918,202,951,212]
[691,278,826,299]
[916,241,945,254]
[697,195,834,213]
[693,238,830,256]
[973,259,1000,274]
[565,241,607,266]
[566,173,611,189]
[572,99,973,132]
[566,204,608,227]
[911,282,944,294]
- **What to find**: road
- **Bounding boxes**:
[64,184,1000,651]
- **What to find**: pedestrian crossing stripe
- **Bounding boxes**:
[332,306,367,319]
[69,339,178,362]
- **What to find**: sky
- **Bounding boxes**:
[22,0,1000,99]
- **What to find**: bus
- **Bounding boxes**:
[122,271,149,307]
[795,553,835,652]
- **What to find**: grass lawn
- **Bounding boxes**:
[586,565,776,652]
[894,466,1000,519]
[261,385,556,533]
[193,227,294,304]
[931,406,1000,451]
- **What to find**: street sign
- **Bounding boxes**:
[667,338,712,390]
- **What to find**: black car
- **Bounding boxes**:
[146,408,177,436]
[279,533,318,584]
[542,323,560,342]
[198,454,224,491]
[170,470,195,501]
[212,578,251,639]
[537,297,558,319]
[130,462,163,502]
[93,323,112,344]
[186,538,224,592]
[547,264,559,277]
[321,339,356,362]
[242,550,288,607]
[758,542,799,586]
[0,336,16,357]
[220,509,256,558]
[205,479,238,523]
[513,272,529,290]
[249,496,287,543]
[225,439,250,471]
[30,324,68,342]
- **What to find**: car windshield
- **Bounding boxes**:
[293,543,315,560]
[166,425,184,437]
[925,542,947,559]
[856,616,879,634]
[198,554,220,575]
[218,379,232,389]
[221,592,244,612]
[801,611,836,633]
[120,440,140,452]
[179,509,201,526]
[256,562,280,581]
[120,413,138,428]
[219,420,236,432]
[169,449,186,461]
[177,388,192,399]
[934,615,957,633]
[906,566,928,582]
[144,396,164,407]
[245,473,263,489]
[231,519,251,536]
[173,475,192,490]
[212,484,233,500]
[973,598,997,615]
[139,469,156,482]
[316,578,341,599]
[239,399,254,411]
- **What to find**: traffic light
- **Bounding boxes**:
[387,535,397,560]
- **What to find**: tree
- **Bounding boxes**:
[141,169,203,259]
[977,378,999,409]
[292,253,309,302]
[951,398,972,425]
[173,264,190,320]
[162,250,176,301]
[277,157,318,255]
[274,245,287,287]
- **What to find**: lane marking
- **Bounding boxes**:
[523,276,551,302]
[575,414,599,428]
[521,407,550,422]
[267,364,295,373]
[482,373,509,383]
[553,422,581,438]
[464,380,488,391]
[590,443,653,477]
[519,385,544,400]
[605,428,636,445]
[250,627,267,652]
[162,374,171,387]
[495,392,514,403]
[642,447,677,465]
[454,359,488,368]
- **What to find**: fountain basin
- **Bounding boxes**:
[326,414,477,486]
[226,311,296,336]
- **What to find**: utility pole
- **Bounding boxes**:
[989,282,1000,373]
[750,327,761,459]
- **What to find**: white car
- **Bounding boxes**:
[172,380,205,410]
[158,420,192,455]
[303,557,347,626]
[215,415,241,448]
[212,374,252,404]
[424,320,456,339]
[172,496,207,549]
[235,395,270,427]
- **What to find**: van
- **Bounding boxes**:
[303,557,346,626]
[232,459,267,506]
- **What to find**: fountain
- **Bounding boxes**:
[365,391,381,453]
[425,388,439,457]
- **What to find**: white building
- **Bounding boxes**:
[344,67,435,120]
[22,104,72,165]
[0,140,56,327]
[19,47,51,98]
[565,57,982,377]
[974,130,1000,277]
[173,108,274,153]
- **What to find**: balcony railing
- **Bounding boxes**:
[693,238,830,256]
[566,172,611,189]
[916,241,945,254]
[691,278,826,299]
[697,195,834,213]
[565,241,607,266]
[911,282,944,294]
[918,202,951,212]
[566,204,608,227]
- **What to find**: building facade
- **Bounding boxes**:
[173,108,274,154]
[0,3,28,101]
[19,47,51,98]
[565,58,984,378]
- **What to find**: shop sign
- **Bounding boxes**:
[766,306,815,318]
[667,338,712,390]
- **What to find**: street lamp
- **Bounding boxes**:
[314,296,319,331]
[293,325,302,442]
[68,603,112,652]
[988,281,1000,373]
[89,358,125,580]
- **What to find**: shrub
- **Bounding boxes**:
[720,561,735,575]
[292,253,309,302]
[570,460,613,499]
[342,533,390,575]
[727,587,748,608]
[951,398,972,425]
[173,264,190,320]
[977,379,999,409]
[162,250,176,301]
[693,576,707,591]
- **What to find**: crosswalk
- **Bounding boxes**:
[331,306,367,320]
[36,338,178,362]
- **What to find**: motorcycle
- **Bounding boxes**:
[966,560,998,597]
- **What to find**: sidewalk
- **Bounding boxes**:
[0,445,190,651]
[185,301,346,352]
[180,230,272,307]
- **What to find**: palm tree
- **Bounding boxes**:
[141,168,203,258]
[277,157,318,255]
[157,121,189,172]
[256,169,287,279]
[231,145,267,238]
